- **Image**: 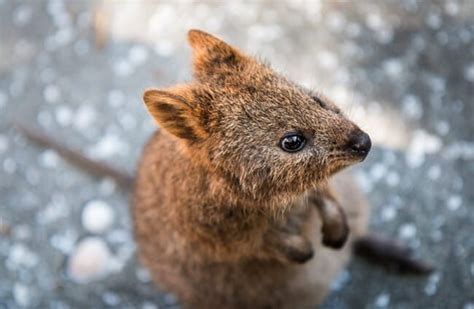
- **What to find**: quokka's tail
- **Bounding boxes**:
[354,234,434,274]
[14,120,135,189]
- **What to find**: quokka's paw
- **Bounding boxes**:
[321,219,350,249]
[281,234,314,264]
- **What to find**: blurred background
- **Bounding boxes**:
[1,0,473,308]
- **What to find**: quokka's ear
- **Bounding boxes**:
[187,29,248,78]
[143,86,206,141]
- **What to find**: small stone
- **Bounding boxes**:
[383,59,402,78]
[74,105,96,130]
[427,165,441,180]
[381,206,396,222]
[142,301,158,309]
[386,171,400,187]
[102,291,121,306]
[13,283,32,307]
[402,95,422,119]
[464,63,474,82]
[50,230,78,254]
[399,223,417,239]
[447,195,462,211]
[7,243,39,270]
[39,150,60,168]
[424,272,441,296]
[374,292,390,307]
[81,200,115,234]
[88,133,128,159]
[55,106,73,127]
[13,5,33,26]
[43,84,61,103]
[67,237,112,283]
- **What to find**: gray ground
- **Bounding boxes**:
[0,0,473,308]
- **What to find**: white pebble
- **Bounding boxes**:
[55,106,73,126]
[39,150,60,168]
[427,165,441,180]
[43,84,61,103]
[142,301,158,309]
[102,291,121,306]
[381,206,397,222]
[383,59,402,78]
[13,5,33,26]
[424,272,441,296]
[6,243,39,270]
[67,237,112,283]
[464,63,474,82]
[399,223,417,239]
[374,292,390,307]
[445,2,459,15]
[74,105,96,130]
[14,283,32,307]
[447,195,462,211]
[386,171,400,187]
[82,200,115,233]
[402,95,423,119]
[88,133,128,159]
[50,231,78,254]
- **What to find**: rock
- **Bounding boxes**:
[67,237,112,283]
[81,200,115,234]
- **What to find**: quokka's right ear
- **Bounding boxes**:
[187,29,249,79]
[143,86,206,141]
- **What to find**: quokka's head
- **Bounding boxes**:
[143,30,371,201]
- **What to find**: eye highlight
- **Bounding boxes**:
[279,133,306,153]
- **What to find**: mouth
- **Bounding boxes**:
[327,146,371,174]
[349,147,370,162]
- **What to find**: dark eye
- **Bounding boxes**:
[279,133,306,153]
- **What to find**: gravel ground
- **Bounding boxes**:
[0,0,473,308]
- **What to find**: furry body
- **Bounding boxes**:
[133,30,372,308]
[134,130,369,308]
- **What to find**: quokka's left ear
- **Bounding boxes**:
[187,29,249,79]
[143,85,207,141]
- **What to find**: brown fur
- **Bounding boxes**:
[133,30,371,308]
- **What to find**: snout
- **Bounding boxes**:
[346,129,371,160]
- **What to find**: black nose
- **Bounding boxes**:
[347,130,371,157]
